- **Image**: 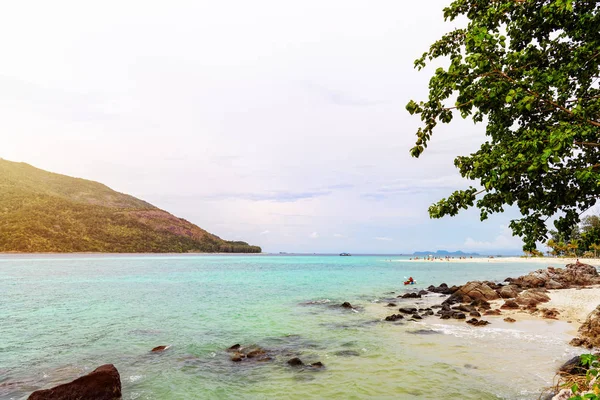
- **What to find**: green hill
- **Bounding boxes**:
[0,159,261,253]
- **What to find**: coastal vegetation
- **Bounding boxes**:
[546,215,600,258]
[407,0,600,251]
[0,159,261,253]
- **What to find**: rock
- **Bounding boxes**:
[470,299,491,310]
[498,284,521,298]
[453,304,475,313]
[411,314,422,320]
[570,337,594,349]
[515,289,550,306]
[231,352,245,362]
[541,308,560,319]
[445,281,500,304]
[484,309,502,316]
[341,302,353,309]
[287,357,304,367]
[501,300,520,309]
[311,362,324,368]
[386,303,397,307]
[451,312,466,320]
[401,292,421,299]
[28,364,121,400]
[151,345,168,352]
[466,318,490,326]
[469,311,481,317]
[440,314,451,320]
[227,344,242,352]
[418,290,429,296]
[246,349,266,359]
[576,304,600,347]
[398,307,417,314]
[422,310,434,316]
[384,314,403,321]
[558,356,586,375]
[510,263,600,290]
[504,317,516,323]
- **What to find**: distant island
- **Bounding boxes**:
[0,159,261,253]
[412,250,480,256]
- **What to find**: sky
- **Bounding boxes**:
[0,0,527,254]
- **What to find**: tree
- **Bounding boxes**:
[407,0,600,251]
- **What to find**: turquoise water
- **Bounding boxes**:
[0,255,578,399]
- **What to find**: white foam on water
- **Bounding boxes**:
[129,375,143,383]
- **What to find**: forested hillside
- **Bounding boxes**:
[0,159,261,253]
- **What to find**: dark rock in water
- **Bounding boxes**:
[231,352,245,362]
[398,307,417,314]
[418,290,429,296]
[246,349,266,359]
[311,362,324,368]
[28,364,121,400]
[466,318,490,326]
[504,317,516,323]
[385,314,404,321]
[469,311,481,317]
[341,302,353,309]
[151,345,168,352]
[411,314,423,320]
[407,329,440,335]
[386,303,397,307]
[422,310,434,316]
[464,363,478,369]
[227,344,242,352]
[440,314,451,320]
[431,304,443,309]
[400,292,421,299]
[287,357,304,367]
[334,350,360,357]
[451,312,466,320]
[559,356,587,375]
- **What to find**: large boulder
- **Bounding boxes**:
[28,364,121,400]
[577,304,600,348]
[510,263,600,290]
[445,281,500,304]
[515,289,551,306]
[498,284,521,299]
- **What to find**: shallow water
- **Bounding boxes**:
[0,255,581,399]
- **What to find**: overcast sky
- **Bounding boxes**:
[0,0,527,254]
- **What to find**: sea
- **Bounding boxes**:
[0,254,581,399]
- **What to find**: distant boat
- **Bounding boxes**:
[339,253,351,256]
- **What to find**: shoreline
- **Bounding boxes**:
[406,256,600,265]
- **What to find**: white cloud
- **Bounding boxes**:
[260,230,270,235]
[333,233,344,238]
[309,232,319,239]
[463,225,523,251]
[375,237,393,241]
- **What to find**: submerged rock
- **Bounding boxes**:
[503,317,516,323]
[28,364,121,400]
[311,362,325,368]
[151,345,168,352]
[227,344,242,352]
[287,357,304,367]
[341,302,353,309]
[231,352,245,362]
[384,314,404,321]
[386,303,397,307]
[466,318,490,326]
[398,307,417,314]
[400,292,421,299]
